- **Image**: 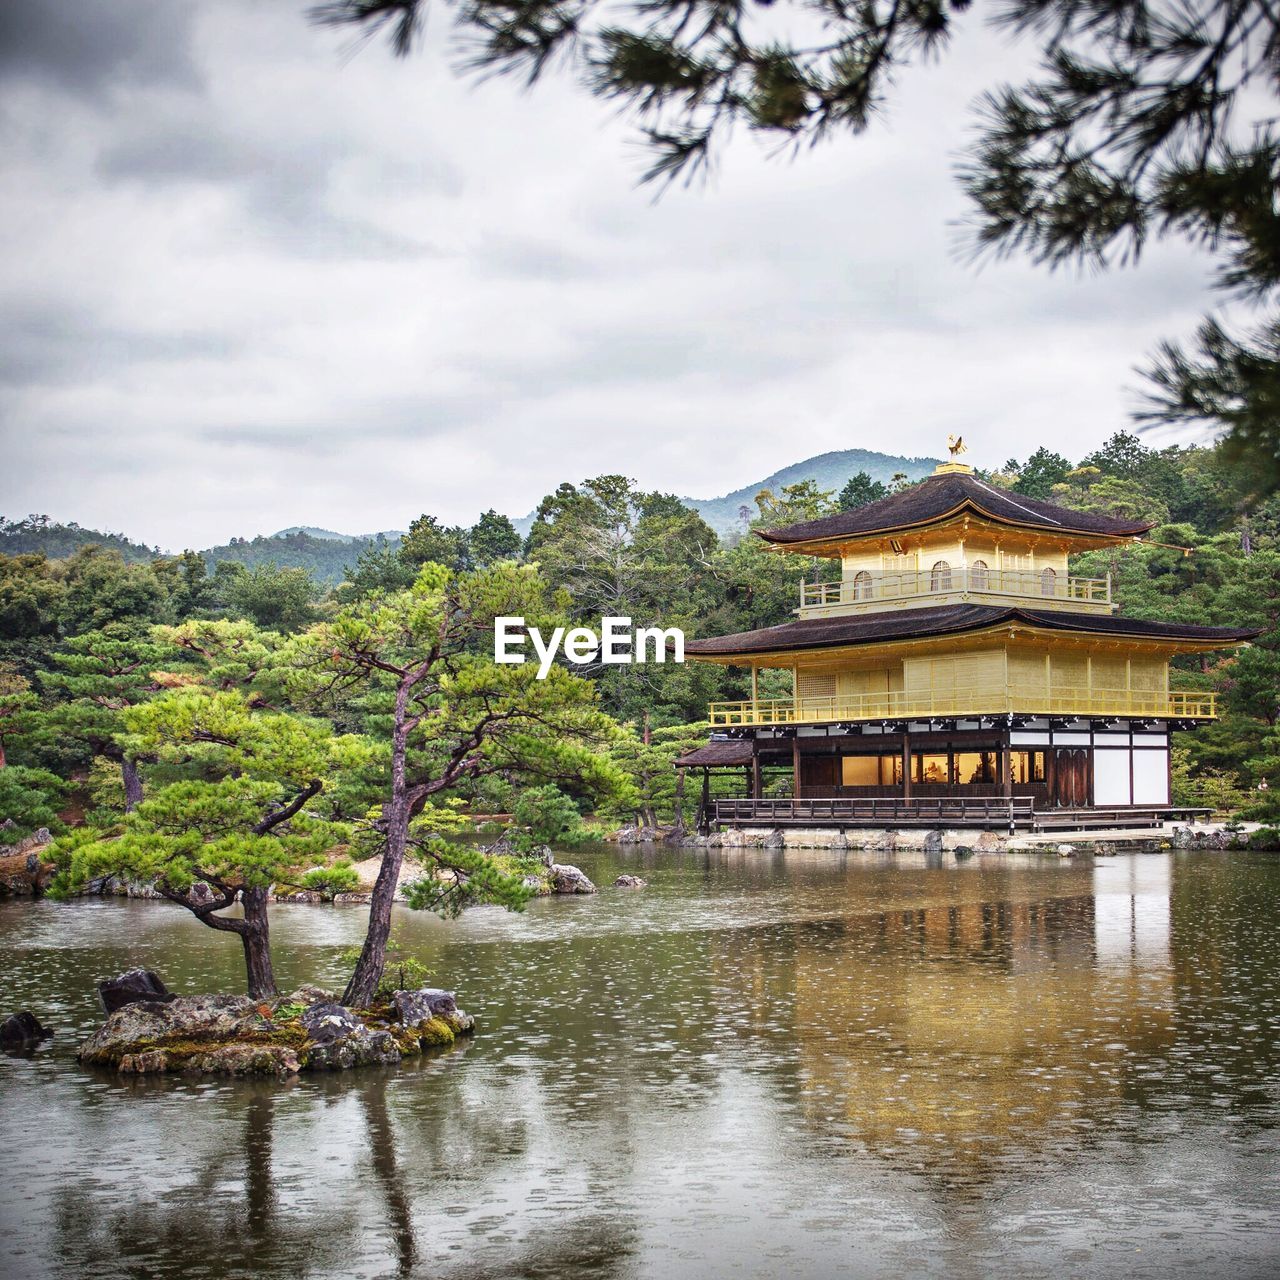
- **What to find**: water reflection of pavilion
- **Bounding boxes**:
[1094,854,1171,965]
[709,854,1177,1188]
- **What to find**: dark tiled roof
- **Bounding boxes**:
[675,740,755,767]
[684,604,1258,657]
[759,472,1154,544]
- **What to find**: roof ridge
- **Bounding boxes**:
[968,476,1062,526]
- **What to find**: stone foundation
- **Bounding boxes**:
[679,823,1254,854]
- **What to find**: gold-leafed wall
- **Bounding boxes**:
[785,635,1172,717]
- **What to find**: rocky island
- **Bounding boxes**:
[76,971,475,1078]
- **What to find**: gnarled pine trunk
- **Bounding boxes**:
[343,692,413,1008]
[240,886,278,1000]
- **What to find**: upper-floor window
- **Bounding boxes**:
[1040,567,1058,597]
[852,570,873,600]
[970,559,990,591]
[930,560,952,592]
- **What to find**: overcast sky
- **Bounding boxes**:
[0,1,1224,551]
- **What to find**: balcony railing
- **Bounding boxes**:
[707,688,1217,726]
[799,568,1111,611]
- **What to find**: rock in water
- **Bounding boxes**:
[0,1010,51,1050]
[613,875,647,888]
[299,1001,365,1044]
[392,987,475,1039]
[392,988,457,1025]
[550,863,597,894]
[81,993,257,1063]
[284,984,336,1006]
[299,1000,422,1071]
[97,968,174,1015]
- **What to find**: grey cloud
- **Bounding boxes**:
[0,1,199,97]
[97,120,439,260]
[96,123,256,185]
[0,0,1229,549]
[195,395,497,454]
[0,299,238,388]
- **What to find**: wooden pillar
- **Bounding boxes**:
[699,769,711,834]
[751,737,762,799]
[901,731,911,800]
[751,664,759,707]
[1003,733,1016,832]
[792,736,801,799]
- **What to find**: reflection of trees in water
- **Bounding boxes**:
[50,1080,361,1279]
[358,1077,417,1277]
[47,1054,638,1280]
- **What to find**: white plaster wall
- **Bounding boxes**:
[1094,749,1132,805]
[1132,750,1170,804]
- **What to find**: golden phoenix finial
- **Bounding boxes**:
[947,434,968,460]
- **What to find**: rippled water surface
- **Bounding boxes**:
[2,846,1279,1279]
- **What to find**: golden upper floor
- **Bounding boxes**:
[709,634,1218,726]
[687,604,1257,726]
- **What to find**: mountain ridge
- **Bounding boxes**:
[4,447,942,579]
[679,447,938,536]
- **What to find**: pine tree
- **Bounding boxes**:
[288,561,626,1007]
[51,688,365,998]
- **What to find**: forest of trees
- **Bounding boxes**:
[2,431,1279,991]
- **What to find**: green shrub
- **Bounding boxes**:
[298,858,360,901]
[1171,746,1249,813]
[509,784,587,852]
[0,766,68,842]
[1247,826,1280,851]
[339,936,432,1000]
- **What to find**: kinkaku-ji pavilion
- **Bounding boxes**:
[678,452,1256,833]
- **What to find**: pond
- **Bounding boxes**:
[2,845,1279,1279]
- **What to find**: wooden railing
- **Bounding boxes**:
[707,688,1217,726]
[712,798,1202,831]
[799,568,1110,611]
[715,796,1034,828]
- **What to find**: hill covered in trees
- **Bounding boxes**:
[0,515,160,564]
[202,530,403,586]
[0,521,405,588]
[7,447,934,578]
[3,433,1277,839]
[681,448,939,536]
